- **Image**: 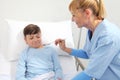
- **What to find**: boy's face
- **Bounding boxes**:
[24,32,42,48]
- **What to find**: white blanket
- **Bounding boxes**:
[32,71,55,80]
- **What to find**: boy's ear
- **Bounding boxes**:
[24,37,28,44]
[24,37,26,41]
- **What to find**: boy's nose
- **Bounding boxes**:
[33,38,39,41]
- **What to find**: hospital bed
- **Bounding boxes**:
[0,18,80,80]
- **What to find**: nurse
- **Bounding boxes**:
[55,0,120,80]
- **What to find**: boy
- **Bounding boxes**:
[16,24,63,80]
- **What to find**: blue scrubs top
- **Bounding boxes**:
[71,19,120,80]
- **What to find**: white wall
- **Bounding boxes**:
[0,0,71,21]
[105,0,120,27]
[0,0,120,48]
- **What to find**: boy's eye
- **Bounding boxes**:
[29,37,33,39]
[36,36,40,38]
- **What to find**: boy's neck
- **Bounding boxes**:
[38,45,44,48]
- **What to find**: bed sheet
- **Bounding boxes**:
[59,56,78,80]
[0,74,11,80]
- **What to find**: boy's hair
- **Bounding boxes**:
[23,24,41,37]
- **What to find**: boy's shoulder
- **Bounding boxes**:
[20,46,30,55]
[23,46,30,51]
[44,45,55,49]
[44,45,58,53]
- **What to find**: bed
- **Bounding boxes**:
[0,18,79,80]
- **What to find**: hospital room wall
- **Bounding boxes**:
[0,0,120,67]
[0,0,71,22]
[0,0,120,48]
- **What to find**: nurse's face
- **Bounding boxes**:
[71,9,88,28]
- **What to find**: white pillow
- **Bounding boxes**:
[0,18,9,57]
[5,19,74,61]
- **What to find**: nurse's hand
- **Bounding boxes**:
[55,39,66,51]
[72,72,92,80]
[55,39,72,54]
